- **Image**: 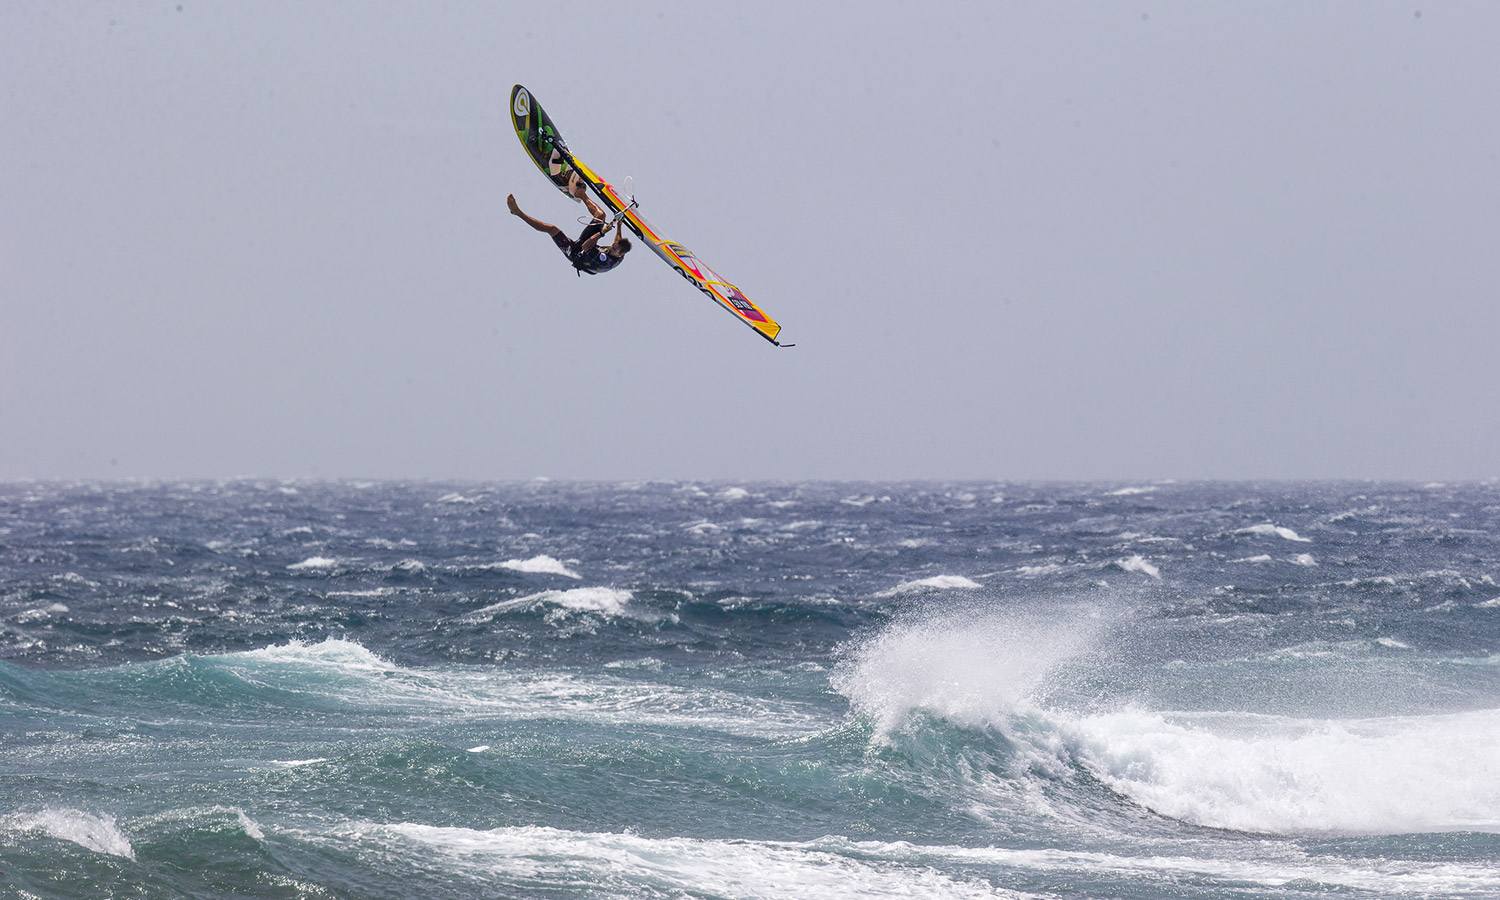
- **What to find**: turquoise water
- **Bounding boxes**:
[3,481,1499,898]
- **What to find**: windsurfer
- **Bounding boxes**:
[508,176,632,276]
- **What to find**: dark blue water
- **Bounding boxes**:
[3,481,1498,898]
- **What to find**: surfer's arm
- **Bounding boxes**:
[579,221,613,254]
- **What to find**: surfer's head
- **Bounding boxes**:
[609,238,632,258]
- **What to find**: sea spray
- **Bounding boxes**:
[832,602,1104,739]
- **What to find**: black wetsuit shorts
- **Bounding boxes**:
[553,222,606,261]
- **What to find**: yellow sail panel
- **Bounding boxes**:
[660,242,780,342]
[542,119,784,345]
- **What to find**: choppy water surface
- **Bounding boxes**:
[2,481,1498,898]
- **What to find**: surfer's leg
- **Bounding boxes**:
[507,194,563,238]
[566,171,588,201]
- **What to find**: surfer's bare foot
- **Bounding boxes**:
[506,194,520,215]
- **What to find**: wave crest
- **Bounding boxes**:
[833,607,1097,739]
[6,808,136,859]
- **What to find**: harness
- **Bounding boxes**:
[570,248,614,277]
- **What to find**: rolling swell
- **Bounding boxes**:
[833,600,1500,839]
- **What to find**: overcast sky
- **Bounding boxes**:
[3,2,1497,482]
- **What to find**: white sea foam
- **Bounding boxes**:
[1108,486,1156,496]
[8,808,136,859]
[1230,555,1274,564]
[367,537,418,550]
[780,519,823,531]
[1014,564,1062,577]
[833,608,1097,739]
[271,758,331,768]
[231,808,265,840]
[1114,556,1161,579]
[314,822,1015,900]
[220,638,816,738]
[719,486,751,501]
[1238,524,1312,543]
[865,840,1500,897]
[499,555,582,579]
[300,818,1500,898]
[240,637,395,672]
[835,608,1500,838]
[876,575,983,597]
[469,587,634,619]
[1072,707,1500,835]
[1289,553,1317,567]
[287,556,339,571]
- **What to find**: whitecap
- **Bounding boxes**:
[499,555,581,579]
[719,486,750,501]
[235,808,265,841]
[287,556,338,571]
[780,520,823,531]
[1115,556,1161,579]
[833,607,1099,739]
[9,809,136,859]
[469,587,634,619]
[876,575,983,597]
[312,822,1005,900]
[240,638,395,673]
[1238,524,1312,543]
[1074,707,1500,835]
[1289,553,1317,567]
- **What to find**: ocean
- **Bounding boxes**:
[2,480,1498,899]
